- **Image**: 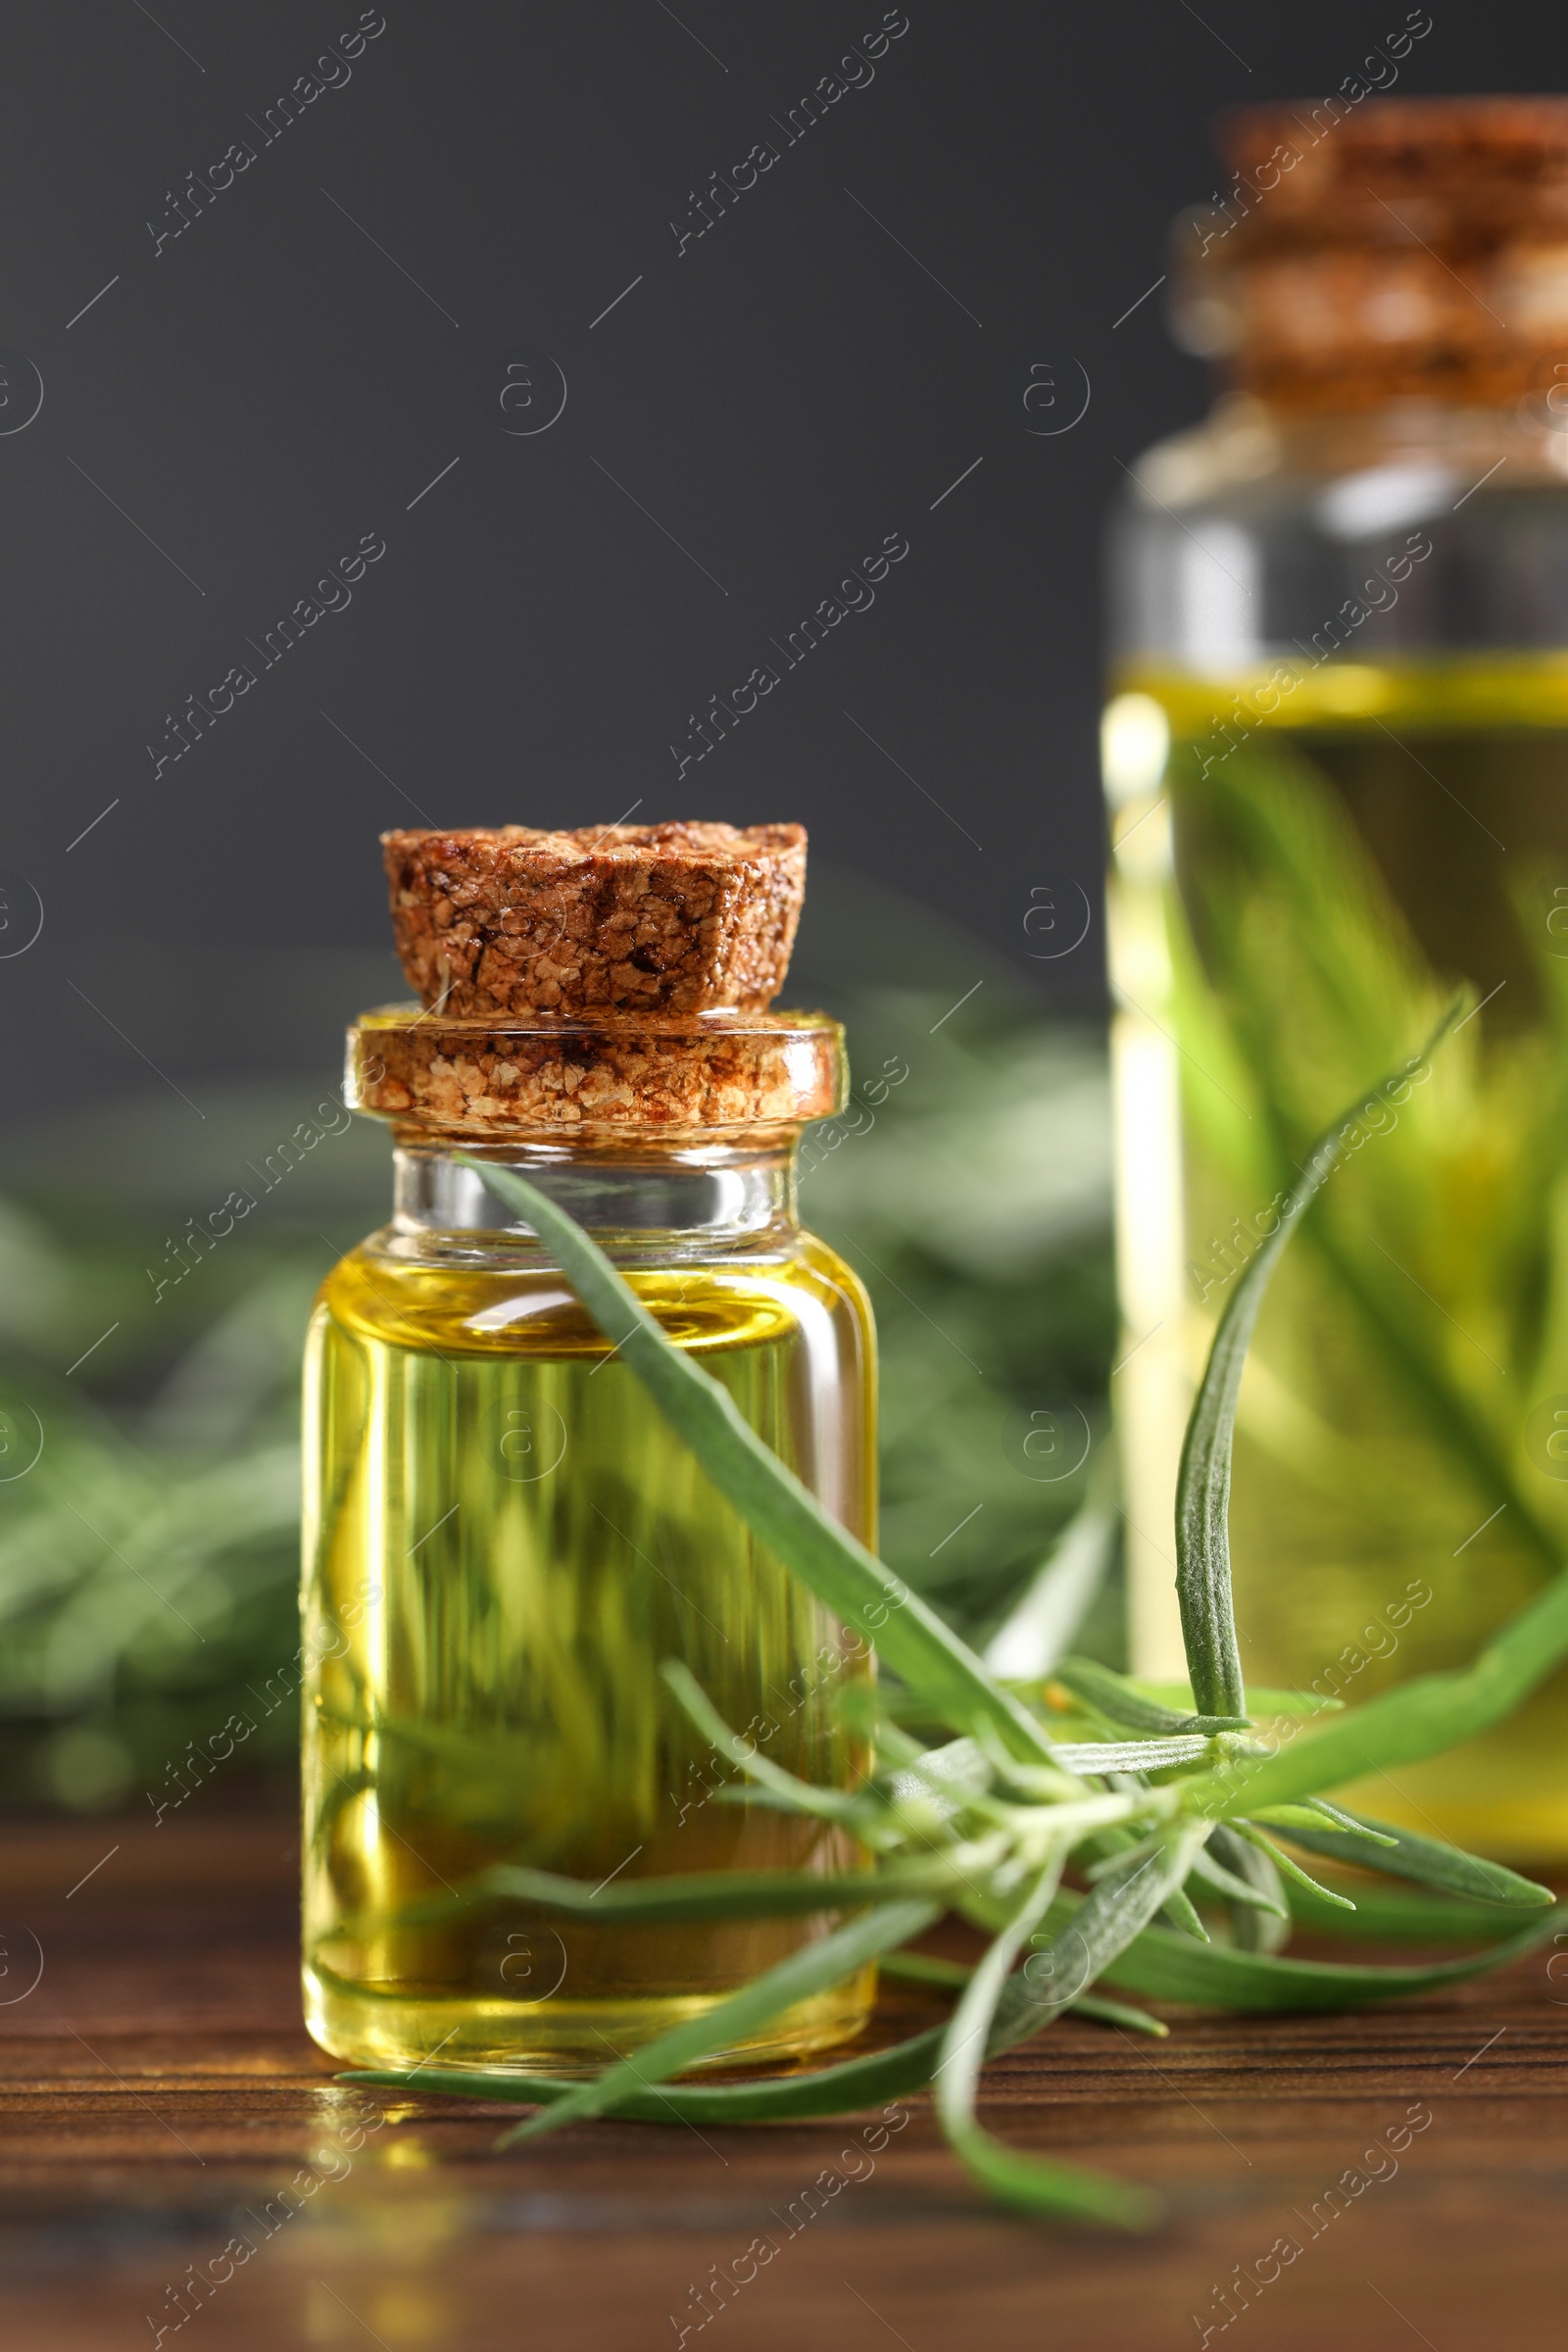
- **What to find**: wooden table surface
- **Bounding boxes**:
[3,1814,1567,2351]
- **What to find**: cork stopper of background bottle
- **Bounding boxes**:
[1172,95,1568,409]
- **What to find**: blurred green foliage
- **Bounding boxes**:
[800,987,1114,1638]
[0,901,1116,1817]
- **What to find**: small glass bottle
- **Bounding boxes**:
[1105,98,1568,1857]
[301,839,878,2073]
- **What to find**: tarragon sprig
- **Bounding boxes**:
[340,1037,1567,2225]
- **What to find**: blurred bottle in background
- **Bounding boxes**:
[1105,99,1568,1857]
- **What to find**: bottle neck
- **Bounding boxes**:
[392,1136,800,1246]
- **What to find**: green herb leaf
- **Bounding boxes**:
[493,1898,939,2147]
[1095,1904,1561,2009]
[1265,1811,1553,1909]
[986,1826,1209,2041]
[940,2129,1161,2229]
[1060,1990,1169,2037]
[1051,1736,1217,1773]
[1173,1005,1463,1719]
[877,1950,974,1989]
[659,1659,865,1823]
[1234,1822,1356,1911]
[1205,1824,1291,1953]
[1051,1656,1249,1737]
[880,1952,1169,2036]
[1280,1881,1539,1943]
[1253,1798,1396,1845]
[1159,1886,1211,1941]
[1186,1839,1290,1919]
[932,1853,1156,2229]
[475,1859,962,1924]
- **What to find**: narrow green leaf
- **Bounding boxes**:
[878,1950,973,1989]
[934,1863,1083,2200]
[1174,1006,1462,1718]
[1234,1823,1356,1911]
[880,1952,1169,2036]
[660,1660,863,1822]
[1097,1906,1560,2010]
[1052,1736,1216,1774]
[462,1156,1054,1766]
[1082,1830,1155,1882]
[954,1883,1562,2008]
[1297,1797,1391,1838]
[1254,1799,1397,1845]
[1206,1824,1291,1953]
[709,1785,836,1817]
[1186,1840,1290,1919]
[1281,1881,1539,1943]
[476,1859,958,1925]
[1270,1812,1553,1910]
[952,1869,1066,2061]
[885,1737,995,1814]
[1062,1991,1169,2037]
[923,1851,1163,2227]
[494,1898,938,2146]
[1051,1656,1248,1737]
[986,1826,1208,2045]
[1159,1886,1211,1940]
[944,2130,1160,2229]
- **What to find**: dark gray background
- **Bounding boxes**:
[0,0,1543,1122]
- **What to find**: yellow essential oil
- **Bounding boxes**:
[301,1001,878,2072]
[1107,661,1568,1858]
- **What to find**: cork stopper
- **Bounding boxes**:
[1173,97,1568,409]
[383,821,807,1019]
[347,1006,845,1141]
[360,819,838,1140]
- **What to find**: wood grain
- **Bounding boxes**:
[1,1814,1565,2350]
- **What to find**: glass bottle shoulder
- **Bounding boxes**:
[1112,398,1568,677]
[315,1224,873,1361]
[1125,396,1568,514]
